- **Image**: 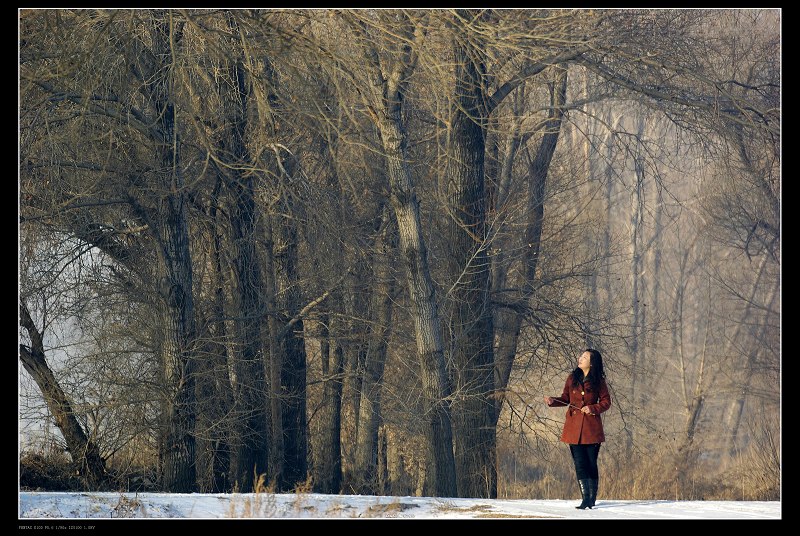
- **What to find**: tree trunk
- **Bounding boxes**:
[341,261,369,483]
[379,112,458,497]
[675,272,711,490]
[276,213,309,490]
[19,302,106,487]
[263,215,284,488]
[226,189,270,492]
[194,192,233,492]
[248,50,309,491]
[194,314,233,492]
[581,71,600,347]
[376,425,389,495]
[272,157,308,490]
[650,187,664,324]
[218,19,270,490]
[493,67,568,425]
[314,312,344,493]
[445,24,496,498]
[155,157,197,494]
[150,15,196,492]
[352,12,456,496]
[629,115,646,411]
[490,86,524,417]
[602,111,623,319]
[264,205,308,491]
[353,204,396,493]
[724,254,778,452]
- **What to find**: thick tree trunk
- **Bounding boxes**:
[156,164,197,494]
[492,67,568,425]
[445,26,496,498]
[19,303,106,487]
[194,325,233,492]
[379,112,458,497]
[311,125,348,493]
[352,12,455,496]
[353,204,396,493]
[376,425,389,495]
[197,181,233,492]
[194,212,232,492]
[226,188,269,491]
[150,16,196,492]
[222,40,269,492]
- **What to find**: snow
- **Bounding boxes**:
[18,492,780,519]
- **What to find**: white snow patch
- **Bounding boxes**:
[18,492,780,520]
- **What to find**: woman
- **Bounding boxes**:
[544,349,611,509]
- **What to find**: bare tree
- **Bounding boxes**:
[19,301,106,487]
[330,10,459,496]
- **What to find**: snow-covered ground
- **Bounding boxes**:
[19,492,780,519]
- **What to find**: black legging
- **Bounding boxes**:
[569,443,601,480]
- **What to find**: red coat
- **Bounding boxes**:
[548,373,611,444]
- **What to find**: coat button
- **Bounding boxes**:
[581,391,584,395]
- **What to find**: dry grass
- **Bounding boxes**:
[433,502,493,514]
[111,494,145,518]
[433,502,556,518]
[20,450,84,491]
[324,500,356,516]
[366,501,417,514]
[226,473,278,518]
[363,499,420,517]
[721,414,780,501]
[290,474,315,513]
[498,433,779,502]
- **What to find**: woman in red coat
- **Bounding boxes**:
[544,349,611,509]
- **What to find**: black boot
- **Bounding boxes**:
[589,478,598,508]
[576,479,592,510]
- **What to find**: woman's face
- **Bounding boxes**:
[578,351,591,370]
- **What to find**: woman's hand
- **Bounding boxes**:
[544,396,553,405]
[581,406,593,414]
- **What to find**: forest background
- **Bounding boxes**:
[18,8,780,501]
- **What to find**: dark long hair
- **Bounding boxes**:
[571,348,605,388]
